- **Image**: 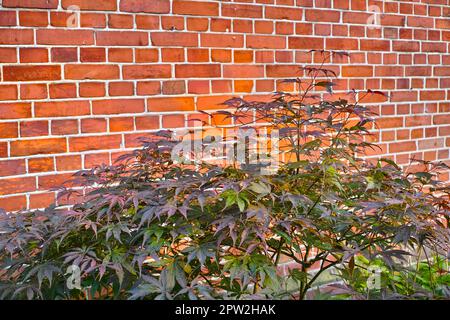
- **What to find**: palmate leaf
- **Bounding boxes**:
[185,243,216,266]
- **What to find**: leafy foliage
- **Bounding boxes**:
[0,51,449,300]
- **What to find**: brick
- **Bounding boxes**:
[375,66,404,77]
[30,193,55,209]
[80,48,106,62]
[51,120,79,135]
[49,83,77,99]
[342,66,373,77]
[0,29,33,44]
[81,13,106,28]
[408,16,434,28]
[2,0,58,9]
[51,48,78,63]
[20,84,47,100]
[110,117,134,132]
[187,80,209,94]
[3,66,61,82]
[306,9,340,22]
[406,115,432,127]
[136,15,160,29]
[20,120,48,137]
[247,35,286,49]
[96,31,149,46]
[120,0,170,13]
[0,195,27,211]
[0,159,26,176]
[148,97,195,112]
[389,141,416,153]
[35,101,90,117]
[37,30,94,45]
[20,48,49,63]
[135,116,159,130]
[0,103,31,119]
[80,82,106,97]
[0,143,7,158]
[234,50,253,63]
[222,4,262,18]
[197,95,233,111]
[10,138,67,157]
[38,173,75,189]
[0,11,17,26]
[391,91,418,102]
[176,64,221,78]
[123,65,172,79]
[161,16,184,31]
[69,135,122,152]
[84,153,110,168]
[135,49,159,63]
[201,34,244,48]
[109,82,134,96]
[188,49,209,62]
[0,177,36,196]
[267,65,303,77]
[61,0,117,11]
[81,118,107,133]
[28,157,54,173]
[92,99,145,115]
[361,40,391,51]
[65,64,119,80]
[19,11,48,27]
[152,32,198,47]
[109,48,133,62]
[223,65,264,78]
[173,1,219,16]
[162,81,186,95]
[326,38,358,50]
[265,6,303,20]
[0,123,18,138]
[434,115,448,125]
[0,85,18,101]
[187,17,209,31]
[288,37,324,49]
[393,41,420,52]
[56,155,81,171]
[420,91,446,101]
[0,48,17,63]
[137,82,161,95]
[162,114,185,128]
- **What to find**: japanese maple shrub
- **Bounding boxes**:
[0,51,448,300]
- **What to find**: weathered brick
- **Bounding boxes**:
[37,30,94,45]
[152,32,198,47]
[120,0,170,13]
[148,97,195,112]
[69,135,122,152]
[61,0,117,11]
[92,99,145,115]
[173,1,219,16]
[65,64,120,80]
[123,65,172,79]
[10,138,67,156]
[35,101,90,117]
[3,66,61,81]
[176,64,221,78]
[2,0,58,9]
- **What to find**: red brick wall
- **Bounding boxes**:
[0,0,449,211]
